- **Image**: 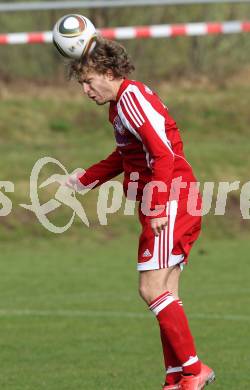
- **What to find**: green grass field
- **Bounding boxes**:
[0,235,249,389]
[0,81,249,389]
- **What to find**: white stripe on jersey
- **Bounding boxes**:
[117,103,142,142]
[122,93,143,127]
[119,84,174,156]
[117,103,151,169]
[125,92,145,124]
[175,153,192,168]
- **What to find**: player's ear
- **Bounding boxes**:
[106,69,115,81]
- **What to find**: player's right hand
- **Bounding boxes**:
[64,169,86,192]
[150,216,168,236]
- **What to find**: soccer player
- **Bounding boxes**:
[66,37,215,390]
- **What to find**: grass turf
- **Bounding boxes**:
[0,235,249,389]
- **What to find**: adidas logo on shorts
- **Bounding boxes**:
[142,249,152,257]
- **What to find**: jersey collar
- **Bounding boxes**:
[115,78,130,102]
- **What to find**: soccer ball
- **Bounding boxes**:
[53,14,97,59]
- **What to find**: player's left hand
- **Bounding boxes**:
[150,217,168,236]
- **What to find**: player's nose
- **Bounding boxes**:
[82,82,90,95]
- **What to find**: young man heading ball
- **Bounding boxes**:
[62,36,215,390]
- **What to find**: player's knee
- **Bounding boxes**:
[138,284,149,303]
[138,283,165,305]
[139,268,172,304]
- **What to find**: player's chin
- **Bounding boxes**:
[95,97,109,106]
[95,100,107,106]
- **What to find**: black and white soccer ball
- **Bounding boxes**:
[53,14,97,59]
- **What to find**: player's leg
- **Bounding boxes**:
[139,258,182,389]
[139,267,201,379]
[164,267,215,389]
[139,266,182,387]
[164,265,184,386]
[138,263,183,386]
[137,199,204,389]
[143,264,184,388]
[166,264,181,299]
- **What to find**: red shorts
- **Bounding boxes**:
[137,197,202,271]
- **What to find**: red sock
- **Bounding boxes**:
[161,329,182,384]
[161,299,184,384]
[149,291,201,376]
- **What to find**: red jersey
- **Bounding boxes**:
[79,79,198,217]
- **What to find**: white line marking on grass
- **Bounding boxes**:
[0,309,249,322]
[0,309,148,319]
[190,313,250,322]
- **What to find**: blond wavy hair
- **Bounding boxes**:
[68,36,135,82]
